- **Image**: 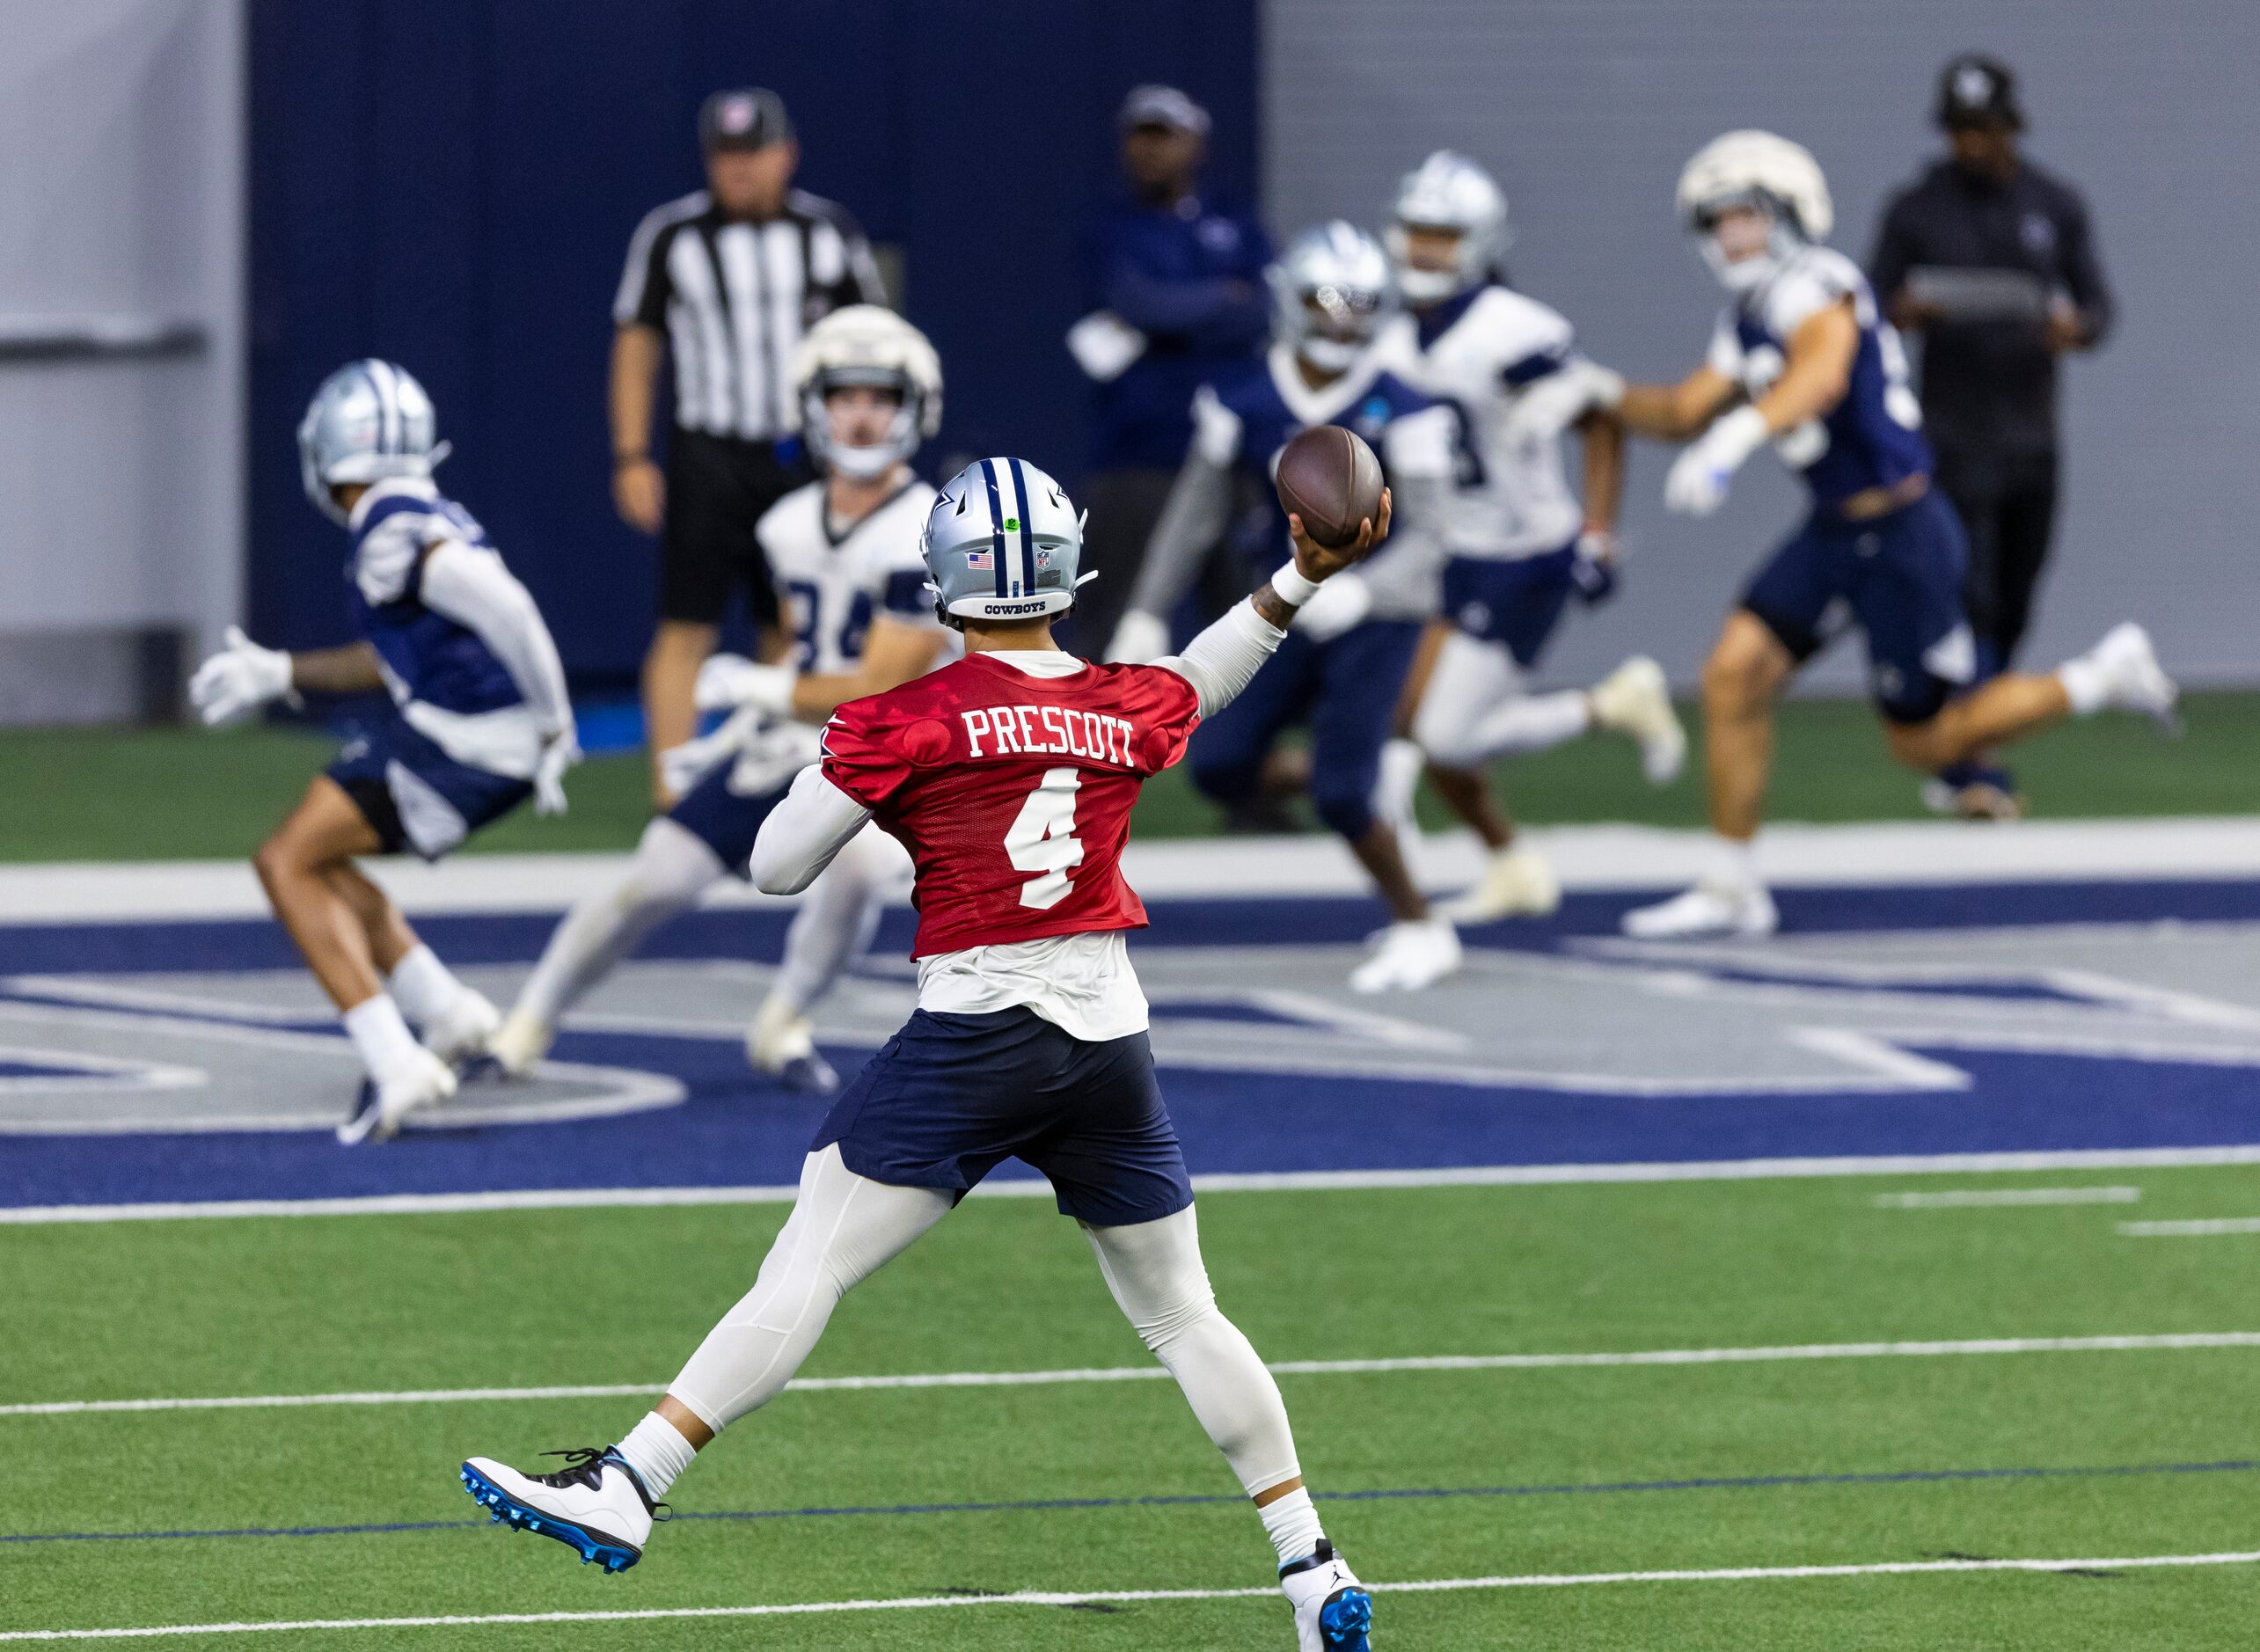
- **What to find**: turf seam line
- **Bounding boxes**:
[16,1146,2260,1223]
[10,1332,2258,1419]
[6,1458,2254,1548]
[4,1550,2258,1639]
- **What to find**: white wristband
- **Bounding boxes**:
[1269,561,1323,607]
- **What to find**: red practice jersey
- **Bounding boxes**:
[820,653,1203,956]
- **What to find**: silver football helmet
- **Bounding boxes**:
[297,360,446,524]
[1386,150,1511,305]
[1268,221,1396,374]
[1675,130,1833,295]
[792,305,943,480]
[922,457,1088,625]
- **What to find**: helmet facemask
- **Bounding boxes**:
[803,373,918,481]
[1692,194,1804,294]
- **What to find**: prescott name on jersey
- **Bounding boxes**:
[820,653,1202,957]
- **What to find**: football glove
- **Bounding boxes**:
[533,727,581,816]
[188,627,299,727]
[1664,405,1768,517]
[694,653,798,717]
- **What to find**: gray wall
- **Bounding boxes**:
[1266,0,2259,691]
[0,0,243,724]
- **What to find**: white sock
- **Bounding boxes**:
[386,945,467,1028]
[1709,835,1759,890]
[614,1410,700,1500]
[1260,1485,1327,1568]
[2058,652,2109,715]
[342,993,422,1084]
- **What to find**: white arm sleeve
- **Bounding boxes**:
[1126,450,1234,619]
[749,765,876,895]
[1155,598,1289,719]
[419,541,574,735]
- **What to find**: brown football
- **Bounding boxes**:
[1274,424,1384,551]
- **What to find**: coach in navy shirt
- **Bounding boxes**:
[1069,85,1271,654]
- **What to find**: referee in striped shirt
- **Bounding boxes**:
[611,87,886,803]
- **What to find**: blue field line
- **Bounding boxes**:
[7,1458,2253,1548]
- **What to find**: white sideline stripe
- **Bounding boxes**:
[1874,1186,2141,1208]
[8,1332,2256,1419]
[2121,1217,2260,1237]
[11,1144,2260,1224]
[10,815,2260,923]
[4,1550,2257,1640]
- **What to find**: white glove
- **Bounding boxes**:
[694,653,799,716]
[1664,405,1769,517]
[659,705,762,799]
[1503,358,1626,446]
[533,727,581,816]
[1294,570,1373,643]
[1106,610,1170,665]
[188,626,298,727]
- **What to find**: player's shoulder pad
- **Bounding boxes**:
[352,495,443,606]
[1370,369,1438,418]
[1470,285,1575,355]
[1760,246,1867,339]
[756,479,826,553]
[1189,381,1247,467]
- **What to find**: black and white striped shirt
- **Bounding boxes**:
[614,188,887,442]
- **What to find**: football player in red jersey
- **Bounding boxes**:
[463,457,1387,1650]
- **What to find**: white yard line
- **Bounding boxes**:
[1873,1187,2141,1209]
[7,816,2260,925]
[3,1549,2256,1640]
[11,1144,2260,1225]
[7,1332,2256,1420]
[2120,1217,2260,1237]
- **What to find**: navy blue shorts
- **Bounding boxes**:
[326,712,533,860]
[1741,489,1975,725]
[813,1007,1193,1228]
[1441,545,1580,667]
[666,758,794,878]
[1189,618,1423,841]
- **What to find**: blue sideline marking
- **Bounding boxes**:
[7,1458,2253,1548]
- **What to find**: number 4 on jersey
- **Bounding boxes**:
[1005,766,1084,909]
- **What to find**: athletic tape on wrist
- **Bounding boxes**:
[1270,562,1323,606]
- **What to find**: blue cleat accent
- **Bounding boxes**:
[1320,1585,1373,1648]
[458,1461,641,1573]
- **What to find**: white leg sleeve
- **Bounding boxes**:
[1083,1207,1303,1498]
[510,816,724,1030]
[1414,631,1590,767]
[668,1144,951,1432]
[769,824,905,1017]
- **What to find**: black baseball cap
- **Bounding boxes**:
[1936,55,2024,131]
[700,87,794,152]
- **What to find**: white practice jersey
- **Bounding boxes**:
[1386,284,1586,560]
[725,477,950,796]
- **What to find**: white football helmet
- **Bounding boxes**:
[1675,130,1833,294]
[792,305,943,480]
[1386,150,1510,305]
[297,360,448,524]
[1269,221,1396,373]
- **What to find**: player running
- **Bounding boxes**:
[1109,220,1462,991]
[488,309,952,1093]
[1382,150,1686,921]
[1588,131,2177,939]
[188,361,577,1142]
[462,457,1382,1650]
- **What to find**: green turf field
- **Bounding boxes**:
[4,690,2256,862]
[5,1166,2257,1646]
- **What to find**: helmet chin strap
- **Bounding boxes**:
[1298,334,1365,373]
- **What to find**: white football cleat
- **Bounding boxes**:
[421,988,502,1067]
[2087,622,2180,733]
[461,1446,659,1573]
[1590,655,1686,785]
[1281,1541,1373,1650]
[337,1046,457,1144]
[748,995,839,1094]
[1621,879,1778,941]
[1438,845,1561,922]
[484,1008,554,1079]
[1349,917,1462,993]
